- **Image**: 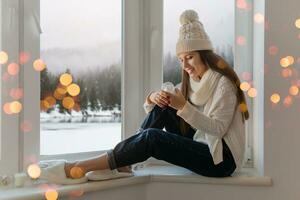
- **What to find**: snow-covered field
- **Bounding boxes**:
[40,108,122,155]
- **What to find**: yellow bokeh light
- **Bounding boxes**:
[240,82,251,91]
[289,86,299,96]
[280,57,290,68]
[62,97,75,109]
[60,73,73,86]
[33,59,46,71]
[270,93,280,104]
[45,189,59,200]
[27,164,41,179]
[286,56,294,65]
[295,19,300,29]
[0,51,8,64]
[10,101,22,114]
[7,63,20,76]
[247,88,257,98]
[67,84,80,96]
[254,13,264,24]
[70,167,85,179]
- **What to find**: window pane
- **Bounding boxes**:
[163,0,234,84]
[40,0,122,155]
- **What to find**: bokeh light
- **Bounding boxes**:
[236,0,248,10]
[239,103,248,113]
[247,87,257,98]
[270,93,280,104]
[56,86,67,95]
[217,59,227,69]
[295,18,300,29]
[254,13,264,24]
[33,59,46,71]
[236,36,246,46]
[10,88,24,100]
[67,84,80,96]
[62,97,75,109]
[286,56,295,65]
[280,57,291,67]
[241,72,251,81]
[7,63,20,76]
[0,51,8,64]
[45,189,59,200]
[70,167,85,179]
[240,81,251,91]
[27,164,41,179]
[283,96,293,107]
[2,72,10,82]
[10,101,22,114]
[289,86,299,96]
[281,68,293,78]
[20,120,33,133]
[44,96,56,107]
[19,52,30,64]
[268,45,278,55]
[41,100,51,111]
[60,73,73,86]
[68,189,84,198]
[3,103,13,115]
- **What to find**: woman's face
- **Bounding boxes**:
[178,51,208,81]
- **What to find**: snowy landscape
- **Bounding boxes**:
[40,107,121,155]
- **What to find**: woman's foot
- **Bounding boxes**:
[117,165,132,173]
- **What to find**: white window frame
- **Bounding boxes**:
[20,0,147,169]
[0,0,21,175]
[0,0,264,175]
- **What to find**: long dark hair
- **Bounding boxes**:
[179,50,250,135]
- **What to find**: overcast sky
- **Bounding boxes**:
[40,0,233,74]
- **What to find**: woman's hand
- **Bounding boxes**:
[148,90,170,108]
[165,88,187,110]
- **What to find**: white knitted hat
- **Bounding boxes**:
[176,10,213,56]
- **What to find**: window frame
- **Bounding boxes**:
[20,0,147,168]
[0,0,261,175]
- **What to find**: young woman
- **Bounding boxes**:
[64,9,249,178]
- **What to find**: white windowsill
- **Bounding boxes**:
[0,165,273,200]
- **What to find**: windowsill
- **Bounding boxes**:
[0,165,273,200]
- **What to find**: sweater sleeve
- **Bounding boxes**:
[143,82,182,114]
[176,80,237,139]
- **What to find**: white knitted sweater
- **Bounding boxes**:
[143,76,246,173]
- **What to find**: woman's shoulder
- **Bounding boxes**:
[216,75,237,93]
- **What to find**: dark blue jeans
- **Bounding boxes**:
[107,105,236,177]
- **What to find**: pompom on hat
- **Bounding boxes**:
[176,10,213,56]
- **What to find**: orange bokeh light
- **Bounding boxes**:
[289,86,299,96]
[62,97,75,109]
[60,73,73,86]
[67,83,80,96]
[240,81,251,91]
[3,103,13,115]
[247,88,257,98]
[7,63,20,76]
[45,189,59,200]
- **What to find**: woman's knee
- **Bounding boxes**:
[141,128,163,140]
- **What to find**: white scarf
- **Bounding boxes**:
[188,68,222,106]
